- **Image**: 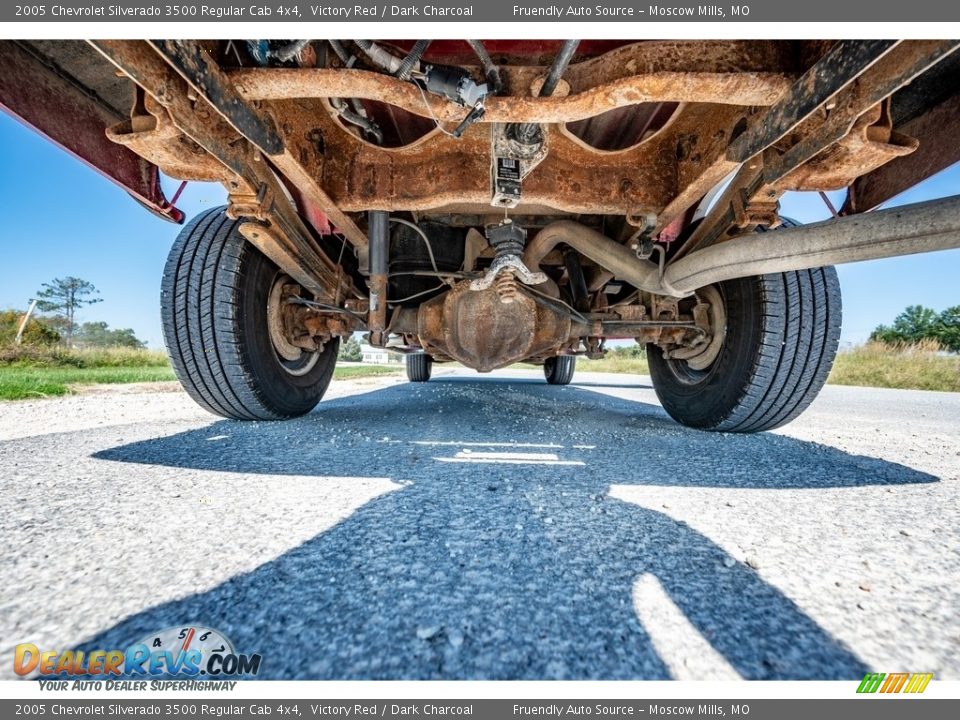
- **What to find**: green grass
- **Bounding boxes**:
[333,365,403,379]
[0,344,406,401]
[3,340,956,400]
[578,355,650,375]
[828,341,960,393]
[0,365,177,400]
[579,341,959,393]
[0,345,175,400]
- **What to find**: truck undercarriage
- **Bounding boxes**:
[2,39,959,430]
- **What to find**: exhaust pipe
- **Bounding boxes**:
[523,221,662,293]
[524,194,960,297]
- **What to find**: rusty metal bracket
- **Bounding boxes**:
[843,92,960,213]
[730,188,781,229]
[763,41,959,186]
[90,40,357,303]
[0,41,185,224]
[149,40,285,155]
[726,40,901,163]
[142,39,369,252]
[678,40,960,258]
[228,183,274,222]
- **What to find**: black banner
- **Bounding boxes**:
[4,1,960,23]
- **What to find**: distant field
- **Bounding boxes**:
[2,341,956,401]
[0,365,178,400]
[578,354,649,375]
[828,341,960,393]
[333,365,403,379]
[0,346,404,400]
[580,342,959,393]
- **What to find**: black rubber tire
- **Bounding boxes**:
[406,353,433,382]
[544,356,576,385]
[161,206,339,420]
[648,267,841,433]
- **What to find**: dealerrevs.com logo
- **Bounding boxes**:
[15,626,261,678]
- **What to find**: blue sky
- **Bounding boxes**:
[0,110,957,349]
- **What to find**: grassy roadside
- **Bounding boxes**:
[0,347,174,400]
[1,341,956,400]
[578,342,959,393]
[827,341,960,392]
[0,346,403,401]
[578,355,650,375]
[333,365,403,380]
[0,365,177,400]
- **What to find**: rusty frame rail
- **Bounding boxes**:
[232,39,796,125]
[231,67,792,125]
[89,39,354,302]
[145,39,369,252]
[674,40,960,258]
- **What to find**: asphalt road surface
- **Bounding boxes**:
[1,369,958,680]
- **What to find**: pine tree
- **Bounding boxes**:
[35,277,102,347]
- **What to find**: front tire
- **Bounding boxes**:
[648,267,841,433]
[544,356,576,385]
[161,207,339,420]
[406,353,433,382]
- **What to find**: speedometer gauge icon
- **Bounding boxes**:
[134,625,234,673]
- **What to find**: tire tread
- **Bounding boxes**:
[161,207,335,420]
[650,266,841,433]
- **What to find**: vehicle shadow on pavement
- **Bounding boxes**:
[84,381,936,679]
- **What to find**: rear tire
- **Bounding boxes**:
[648,267,841,432]
[161,207,339,420]
[544,356,576,385]
[406,353,433,382]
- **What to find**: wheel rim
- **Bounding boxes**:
[663,284,727,385]
[266,274,322,377]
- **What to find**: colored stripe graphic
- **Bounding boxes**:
[857,673,886,693]
[881,673,909,693]
[857,672,932,694]
[904,673,934,693]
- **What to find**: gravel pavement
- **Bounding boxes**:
[1,369,958,680]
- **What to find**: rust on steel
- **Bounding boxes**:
[289,98,750,216]
[106,93,235,184]
[843,92,960,213]
[417,281,573,372]
[238,222,330,299]
[90,40,352,301]
[232,40,795,123]
[232,67,793,124]
[674,40,959,257]
[144,39,370,252]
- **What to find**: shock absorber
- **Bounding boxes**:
[487,220,525,304]
[367,210,389,345]
[470,219,547,304]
